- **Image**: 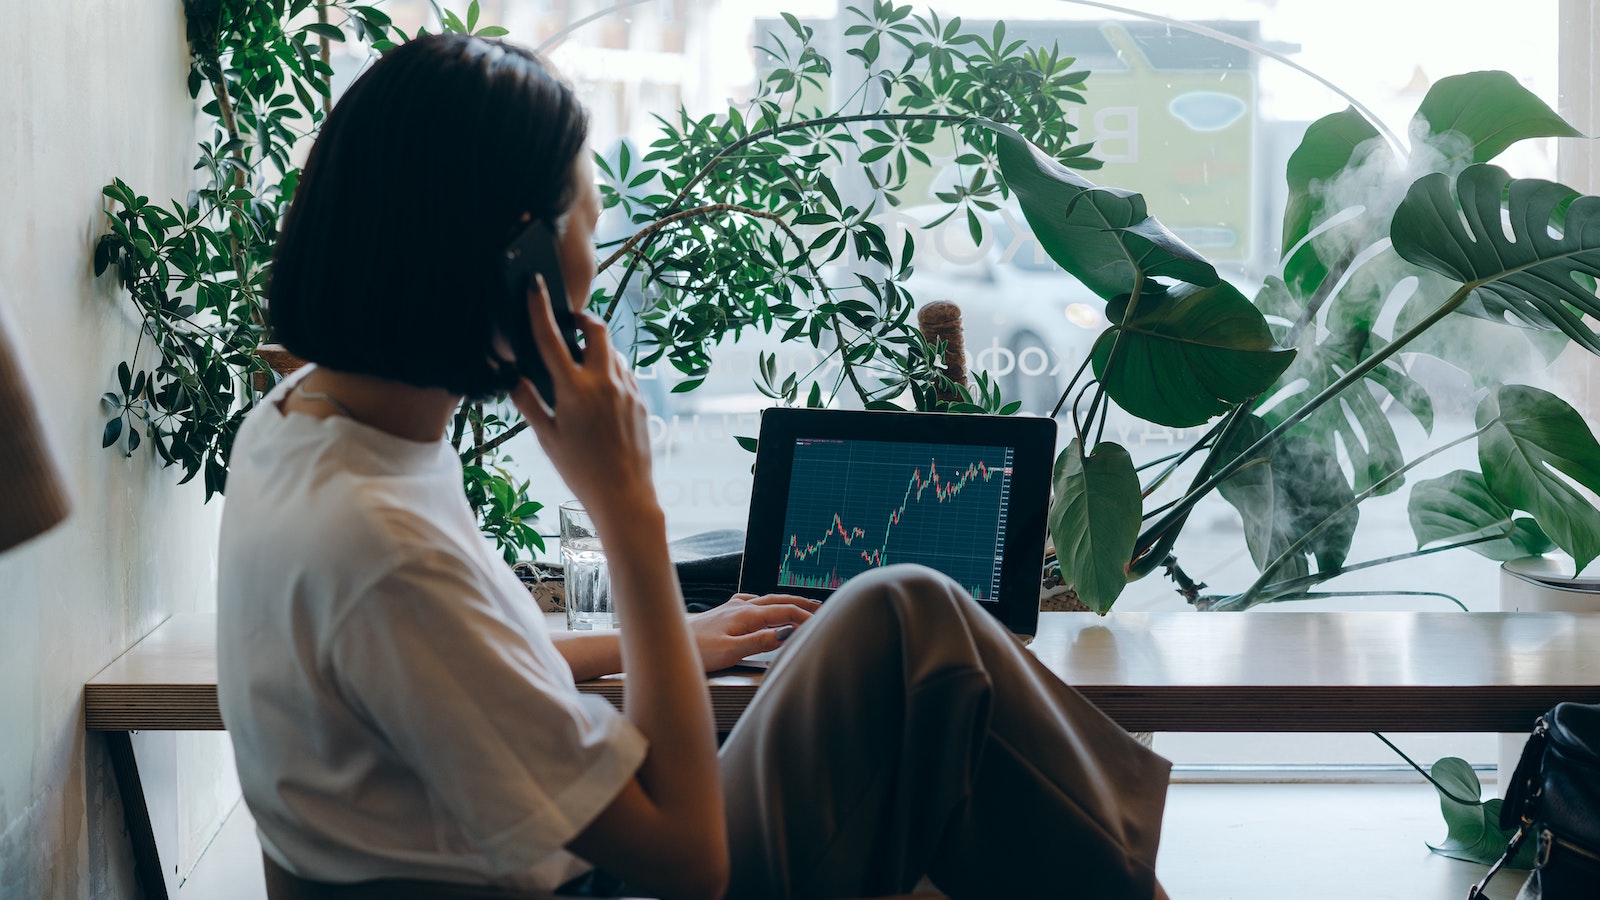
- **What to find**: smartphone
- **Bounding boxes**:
[501,218,584,408]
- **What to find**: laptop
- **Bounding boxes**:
[734,408,1057,665]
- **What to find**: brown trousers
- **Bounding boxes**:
[265,565,1170,900]
[721,564,1171,900]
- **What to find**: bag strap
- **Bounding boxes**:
[1466,822,1532,900]
[1500,714,1552,831]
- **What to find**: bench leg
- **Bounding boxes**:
[105,730,170,900]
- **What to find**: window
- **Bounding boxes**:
[496,0,1588,773]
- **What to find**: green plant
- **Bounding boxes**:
[988,70,1600,613]
[1374,735,1537,868]
[94,0,1104,562]
[94,0,540,562]
[476,3,1103,442]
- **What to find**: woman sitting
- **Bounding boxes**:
[217,32,1171,900]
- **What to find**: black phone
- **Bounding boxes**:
[501,218,584,408]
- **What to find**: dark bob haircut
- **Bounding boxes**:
[270,33,588,399]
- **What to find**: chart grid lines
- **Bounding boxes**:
[776,438,1014,600]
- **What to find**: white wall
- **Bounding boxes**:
[0,2,237,897]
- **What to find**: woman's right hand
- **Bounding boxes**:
[511,274,656,522]
[522,288,729,900]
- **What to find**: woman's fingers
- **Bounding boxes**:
[525,274,580,380]
[573,310,613,372]
[746,593,822,612]
[511,376,555,430]
[735,602,812,634]
[729,626,793,660]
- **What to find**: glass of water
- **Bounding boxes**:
[560,501,615,630]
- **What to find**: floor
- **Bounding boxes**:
[178,782,1523,899]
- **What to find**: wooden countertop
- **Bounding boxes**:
[85,611,1600,733]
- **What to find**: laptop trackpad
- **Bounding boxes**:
[735,646,784,669]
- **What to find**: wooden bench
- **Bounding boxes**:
[86,610,1600,898]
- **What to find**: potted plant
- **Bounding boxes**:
[969,68,1600,871]
[971,71,1600,615]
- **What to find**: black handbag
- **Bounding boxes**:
[1469,702,1600,899]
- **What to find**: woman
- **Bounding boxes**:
[218,33,1170,900]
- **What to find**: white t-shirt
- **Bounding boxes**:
[217,370,646,891]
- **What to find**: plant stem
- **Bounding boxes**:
[622,201,875,403]
[1081,273,1141,446]
[1284,241,1359,348]
[1132,283,1474,559]
[205,70,260,320]
[1135,448,1189,473]
[1138,413,1234,499]
[1049,345,1097,419]
[1161,555,1207,603]
[209,76,249,194]
[596,203,756,274]
[1371,732,1485,805]
[602,112,977,321]
[471,406,485,468]
[1266,590,1469,612]
[1209,533,1504,611]
[317,1,332,115]
[1238,421,1495,603]
[661,113,973,217]
[1128,401,1253,567]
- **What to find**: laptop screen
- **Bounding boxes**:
[739,408,1055,636]
[775,437,1015,602]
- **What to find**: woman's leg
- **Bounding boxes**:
[720,564,1170,900]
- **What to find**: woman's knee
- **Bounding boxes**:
[816,564,976,634]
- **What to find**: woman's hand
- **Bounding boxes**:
[688,593,821,671]
[511,274,655,524]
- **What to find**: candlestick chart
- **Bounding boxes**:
[775,438,1013,600]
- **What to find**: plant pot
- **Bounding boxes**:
[1497,554,1600,791]
[252,343,308,392]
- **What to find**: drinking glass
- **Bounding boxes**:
[560,501,615,630]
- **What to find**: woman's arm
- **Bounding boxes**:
[515,284,727,900]
[549,632,620,683]
[552,594,821,681]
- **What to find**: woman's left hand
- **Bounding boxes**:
[689,593,821,671]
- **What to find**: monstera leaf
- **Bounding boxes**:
[1477,385,1600,573]
[981,120,1218,301]
[1091,281,1295,428]
[1391,165,1600,355]
[1216,415,1359,587]
[1427,756,1536,867]
[1260,264,1440,496]
[1282,72,1580,302]
[1409,469,1554,561]
[1266,336,1407,496]
[1049,439,1141,613]
[1393,265,1571,388]
[1413,70,1582,168]
[1280,107,1390,297]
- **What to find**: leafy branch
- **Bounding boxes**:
[591,3,1097,415]
[95,0,546,561]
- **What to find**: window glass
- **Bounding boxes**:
[437,0,1583,770]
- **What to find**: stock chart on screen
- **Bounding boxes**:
[775,438,1014,601]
